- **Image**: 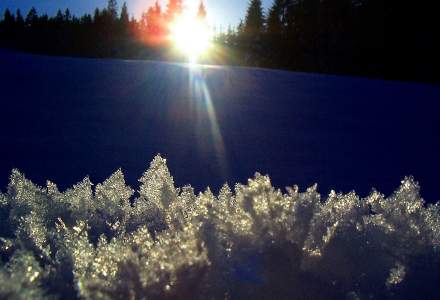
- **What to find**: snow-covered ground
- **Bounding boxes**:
[1,50,439,201]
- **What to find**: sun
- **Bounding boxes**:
[169,14,212,63]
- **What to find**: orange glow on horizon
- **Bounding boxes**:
[136,1,214,63]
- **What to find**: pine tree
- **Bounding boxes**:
[80,14,93,25]
[107,0,119,20]
[1,9,15,43]
[25,7,38,27]
[64,8,71,22]
[55,9,64,24]
[120,2,129,24]
[93,8,101,23]
[197,1,207,20]
[242,0,265,65]
[166,0,183,21]
[244,0,265,38]
[16,9,24,28]
[3,9,15,27]
[267,0,285,35]
[237,19,244,35]
[226,25,235,45]
[142,1,165,43]
[266,0,286,66]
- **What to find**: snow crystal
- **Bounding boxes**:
[0,155,439,299]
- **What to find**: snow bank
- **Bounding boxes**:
[0,155,439,299]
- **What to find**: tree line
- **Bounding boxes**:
[0,0,437,82]
[0,0,191,60]
[219,0,438,82]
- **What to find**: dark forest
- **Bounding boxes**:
[0,1,438,81]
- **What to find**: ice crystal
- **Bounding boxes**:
[386,262,406,286]
[0,155,439,299]
[139,155,177,210]
[0,250,46,299]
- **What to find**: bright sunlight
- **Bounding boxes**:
[169,5,212,63]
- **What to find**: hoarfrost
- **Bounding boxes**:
[0,155,439,299]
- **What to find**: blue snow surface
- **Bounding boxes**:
[1,50,439,201]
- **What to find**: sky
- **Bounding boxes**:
[0,0,272,29]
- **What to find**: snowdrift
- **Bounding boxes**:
[0,155,439,299]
